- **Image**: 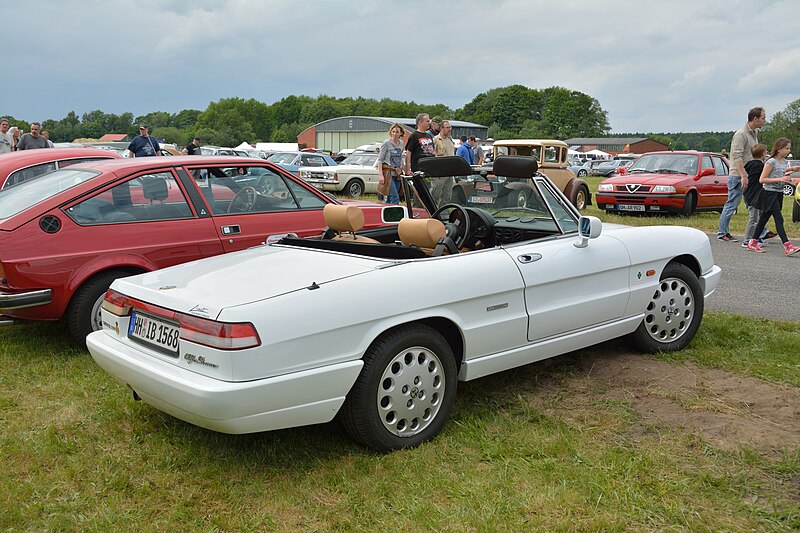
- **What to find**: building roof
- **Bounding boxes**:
[564,137,649,145]
[98,133,129,142]
[307,116,486,134]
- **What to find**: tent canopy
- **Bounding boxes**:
[587,149,610,158]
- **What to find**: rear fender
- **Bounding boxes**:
[564,178,592,206]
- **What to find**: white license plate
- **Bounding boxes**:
[617,204,645,211]
[469,196,493,204]
[128,311,180,355]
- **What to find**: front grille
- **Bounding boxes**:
[615,185,651,193]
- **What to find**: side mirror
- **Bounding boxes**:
[382,205,409,223]
[574,216,602,248]
[698,168,715,178]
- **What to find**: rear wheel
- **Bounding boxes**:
[511,188,529,208]
[628,262,703,353]
[577,169,588,177]
[783,183,795,196]
[573,185,590,210]
[340,324,457,452]
[344,179,364,197]
[682,191,696,216]
[65,270,131,344]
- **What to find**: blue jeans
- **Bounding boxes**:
[387,177,401,204]
[717,175,742,237]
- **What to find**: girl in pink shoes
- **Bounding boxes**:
[747,137,800,255]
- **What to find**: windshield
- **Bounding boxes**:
[415,171,579,233]
[627,153,698,175]
[341,153,378,166]
[0,168,100,219]
[268,152,298,164]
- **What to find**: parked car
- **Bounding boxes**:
[788,160,800,223]
[595,151,729,215]
[0,148,122,190]
[567,160,589,177]
[268,151,337,174]
[591,159,631,177]
[0,156,408,342]
[491,139,591,209]
[86,155,720,452]
[299,150,380,197]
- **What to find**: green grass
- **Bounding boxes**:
[1,315,798,530]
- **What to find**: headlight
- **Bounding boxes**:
[597,183,613,192]
[652,185,676,193]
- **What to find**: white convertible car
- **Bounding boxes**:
[87,156,721,452]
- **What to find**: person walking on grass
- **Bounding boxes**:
[746,138,800,255]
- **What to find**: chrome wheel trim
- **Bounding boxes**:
[644,276,695,343]
[515,190,528,207]
[377,346,446,437]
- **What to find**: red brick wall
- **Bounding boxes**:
[297,126,316,150]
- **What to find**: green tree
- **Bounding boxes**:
[760,98,800,150]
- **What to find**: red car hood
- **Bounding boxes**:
[601,172,690,186]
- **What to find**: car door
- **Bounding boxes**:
[185,164,333,252]
[508,183,631,341]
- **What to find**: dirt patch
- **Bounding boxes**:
[530,352,800,459]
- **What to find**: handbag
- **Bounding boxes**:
[377,163,392,197]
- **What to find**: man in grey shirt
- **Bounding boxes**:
[716,107,765,241]
[16,122,51,150]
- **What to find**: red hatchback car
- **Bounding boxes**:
[0,156,405,341]
[0,147,122,189]
[595,151,729,215]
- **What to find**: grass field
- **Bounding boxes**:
[2,180,799,530]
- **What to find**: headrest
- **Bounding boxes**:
[398,218,446,249]
[493,155,538,178]
[323,204,365,233]
[141,176,169,201]
[416,156,473,177]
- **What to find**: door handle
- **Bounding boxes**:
[221,225,241,235]
[517,253,542,264]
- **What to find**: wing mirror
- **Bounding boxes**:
[698,168,715,178]
[382,205,409,223]
[574,216,602,248]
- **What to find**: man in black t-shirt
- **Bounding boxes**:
[404,113,436,175]
[183,137,202,155]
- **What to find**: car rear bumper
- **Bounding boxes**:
[86,331,363,434]
[0,288,52,311]
[701,265,722,300]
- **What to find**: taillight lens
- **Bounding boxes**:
[101,289,260,350]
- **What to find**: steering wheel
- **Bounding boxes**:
[431,203,471,250]
[227,187,257,213]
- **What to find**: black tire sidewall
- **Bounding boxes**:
[346,179,364,197]
[65,271,127,343]
[630,262,704,353]
[341,324,457,452]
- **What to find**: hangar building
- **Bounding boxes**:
[298,116,488,152]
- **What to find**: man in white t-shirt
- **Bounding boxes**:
[0,118,13,154]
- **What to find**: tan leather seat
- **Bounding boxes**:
[323,204,379,243]
[398,218,447,255]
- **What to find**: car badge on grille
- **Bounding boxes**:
[626,184,642,193]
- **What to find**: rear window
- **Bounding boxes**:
[0,169,99,219]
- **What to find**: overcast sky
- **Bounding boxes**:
[3,0,800,134]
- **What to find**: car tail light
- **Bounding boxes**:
[101,289,260,350]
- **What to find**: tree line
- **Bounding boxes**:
[3,87,798,152]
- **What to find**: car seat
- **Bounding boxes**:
[397,218,447,255]
[322,204,379,243]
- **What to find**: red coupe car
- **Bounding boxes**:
[595,151,729,215]
[0,156,407,341]
[0,147,122,189]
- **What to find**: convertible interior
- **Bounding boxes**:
[279,156,579,259]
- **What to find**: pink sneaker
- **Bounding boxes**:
[784,241,800,256]
[747,239,765,253]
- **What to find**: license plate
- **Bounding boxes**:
[128,310,180,355]
[617,204,645,211]
[469,196,493,204]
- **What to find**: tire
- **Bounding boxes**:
[65,270,129,344]
[572,185,589,210]
[793,199,800,223]
[681,191,696,216]
[578,169,588,177]
[344,179,364,197]
[783,184,796,197]
[511,189,529,208]
[340,324,457,452]
[452,187,467,206]
[628,262,703,353]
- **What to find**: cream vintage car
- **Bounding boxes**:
[299,150,381,197]
[492,139,591,210]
